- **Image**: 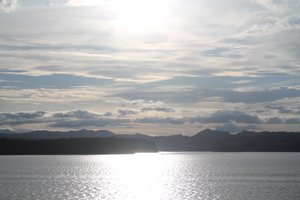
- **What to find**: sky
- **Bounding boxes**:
[0,0,300,136]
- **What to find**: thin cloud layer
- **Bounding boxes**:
[49,118,130,128]
[112,87,300,104]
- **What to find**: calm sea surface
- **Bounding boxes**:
[0,152,300,200]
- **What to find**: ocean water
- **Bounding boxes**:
[0,152,300,200]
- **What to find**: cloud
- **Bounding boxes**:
[53,110,99,119]
[265,116,300,124]
[265,105,284,110]
[103,112,113,117]
[220,88,300,104]
[254,0,285,11]
[49,118,130,128]
[0,111,51,126]
[284,118,300,124]
[135,117,187,125]
[265,105,300,114]
[213,122,259,133]
[0,110,128,127]
[0,0,18,12]
[274,108,300,114]
[0,111,48,126]
[203,47,231,57]
[230,80,253,84]
[236,15,300,39]
[0,111,46,121]
[190,111,262,124]
[111,90,205,103]
[265,117,283,124]
[117,109,139,116]
[140,107,175,113]
[0,119,49,126]
[203,47,243,59]
[112,87,300,104]
[0,73,113,90]
[126,99,164,106]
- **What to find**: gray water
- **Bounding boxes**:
[0,152,300,200]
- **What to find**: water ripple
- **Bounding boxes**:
[0,153,300,199]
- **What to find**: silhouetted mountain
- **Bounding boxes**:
[149,129,300,152]
[0,137,157,155]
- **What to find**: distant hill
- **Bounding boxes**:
[1,129,300,152]
[0,129,115,139]
[126,129,300,152]
[0,129,20,135]
[157,129,300,152]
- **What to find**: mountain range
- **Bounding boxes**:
[1,129,300,152]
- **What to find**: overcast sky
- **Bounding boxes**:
[0,0,300,135]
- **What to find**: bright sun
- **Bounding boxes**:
[111,0,169,31]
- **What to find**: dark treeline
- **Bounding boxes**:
[0,137,157,155]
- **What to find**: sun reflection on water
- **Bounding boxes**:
[100,153,170,199]
[1,153,299,199]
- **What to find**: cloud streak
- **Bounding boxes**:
[49,118,130,128]
[112,87,300,104]
[135,117,187,125]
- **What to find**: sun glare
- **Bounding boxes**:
[111,0,169,31]
[95,153,170,199]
